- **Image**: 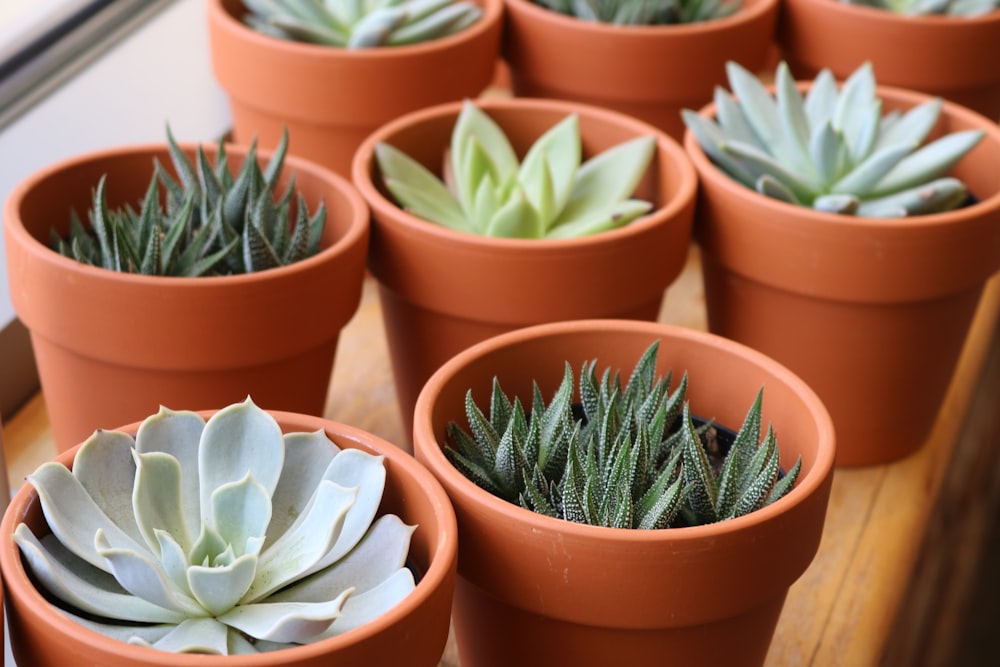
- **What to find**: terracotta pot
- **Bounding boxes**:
[413,318,836,667]
[4,143,369,452]
[778,0,1000,122]
[683,84,1000,467]
[0,410,458,666]
[207,0,504,178]
[352,97,697,444]
[501,0,780,141]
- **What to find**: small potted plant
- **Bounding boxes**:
[0,397,458,665]
[682,60,1000,465]
[351,97,697,439]
[778,0,1000,121]
[501,0,780,140]
[4,129,370,451]
[412,318,836,666]
[207,0,503,177]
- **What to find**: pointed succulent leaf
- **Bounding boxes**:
[132,450,191,556]
[555,135,655,227]
[71,429,144,545]
[518,113,580,224]
[376,142,468,231]
[869,129,984,196]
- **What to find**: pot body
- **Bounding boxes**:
[413,319,836,666]
[4,143,370,451]
[502,0,779,141]
[778,0,1000,121]
[684,85,1000,466]
[0,411,458,666]
[352,98,697,441]
[207,0,503,178]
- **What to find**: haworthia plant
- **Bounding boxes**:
[841,0,999,16]
[445,341,801,529]
[682,61,985,217]
[376,100,657,238]
[14,398,416,655]
[51,128,327,276]
[242,0,483,48]
[533,0,742,24]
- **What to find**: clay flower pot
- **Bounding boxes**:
[0,410,458,666]
[683,84,1000,466]
[412,318,836,667]
[778,0,1000,122]
[207,0,503,178]
[4,142,369,452]
[352,97,697,441]
[501,0,779,141]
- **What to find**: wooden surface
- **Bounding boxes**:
[4,245,1000,667]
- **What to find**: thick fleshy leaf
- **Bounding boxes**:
[829,142,916,197]
[545,199,652,239]
[132,450,191,556]
[323,568,416,637]
[518,114,580,223]
[858,178,969,217]
[14,526,185,623]
[725,60,799,169]
[148,618,230,655]
[29,461,151,572]
[876,98,942,151]
[219,590,352,644]
[681,109,759,187]
[96,531,205,616]
[188,553,259,616]
[266,430,339,548]
[803,69,840,135]
[375,142,468,231]
[775,62,813,177]
[809,120,845,188]
[155,529,194,597]
[450,101,518,214]
[198,398,284,528]
[63,610,174,647]
[485,191,542,238]
[211,473,271,556]
[869,130,985,196]
[71,430,143,545]
[555,135,655,226]
[134,408,206,534]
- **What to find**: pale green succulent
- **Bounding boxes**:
[533,0,742,24]
[682,61,985,217]
[242,0,483,48]
[841,0,999,17]
[13,398,415,655]
[51,128,326,276]
[445,341,801,529]
[376,100,657,238]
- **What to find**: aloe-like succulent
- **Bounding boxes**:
[445,341,801,529]
[376,100,657,238]
[841,0,998,17]
[682,61,986,217]
[51,128,326,276]
[533,0,742,24]
[242,0,483,48]
[13,398,415,655]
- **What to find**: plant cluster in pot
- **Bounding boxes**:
[207,0,504,178]
[352,97,697,442]
[4,130,370,452]
[682,60,1000,466]
[501,0,780,141]
[0,398,458,665]
[412,318,836,667]
[778,0,1000,122]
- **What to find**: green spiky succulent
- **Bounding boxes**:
[445,341,802,529]
[242,0,483,48]
[682,60,985,218]
[376,100,657,239]
[841,0,998,17]
[533,0,742,24]
[51,129,326,277]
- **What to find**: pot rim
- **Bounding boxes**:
[352,96,698,251]
[0,410,458,665]
[413,318,836,544]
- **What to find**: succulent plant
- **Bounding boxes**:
[445,341,801,529]
[683,61,986,218]
[376,100,657,238]
[13,398,416,655]
[242,0,483,48]
[841,0,999,17]
[51,128,327,276]
[533,0,742,24]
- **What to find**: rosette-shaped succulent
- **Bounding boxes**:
[13,398,416,655]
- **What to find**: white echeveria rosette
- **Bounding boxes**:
[13,397,416,655]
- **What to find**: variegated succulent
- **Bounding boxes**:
[13,398,415,655]
[51,128,326,276]
[682,61,985,217]
[445,341,801,529]
[841,0,999,17]
[242,0,483,48]
[376,100,657,238]
[533,0,742,24]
